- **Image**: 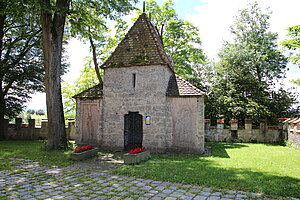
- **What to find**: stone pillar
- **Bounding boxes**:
[260,118,267,134]
[41,119,48,139]
[217,119,224,129]
[3,119,9,139]
[15,118,22,128]
[67,118,76,140]
[28,119,35,140]
[216,119,225,142]
[230,119,238,141]
[15,118,23,139]
[204,119,211,130]
[230,119,238,130]
[244,119,252,130]
[204,119,211,141]
[278,118,288,141]
[259,119,268,142]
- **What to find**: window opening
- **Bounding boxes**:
[133,73,136,88]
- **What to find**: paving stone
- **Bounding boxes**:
[155,186,166,191]
[226,190,237,194]
[203,187,212,192]
[151,197,162,200]
[189,188,200,193]
[224,194,235,198]
[236,194,247,198]
[1,158,274,200]
[211,192,222,196]
[165,197,177,200]
[94,196,107,200]
[149,190,159,194]
[207,196,221,200]
[143,193,156,197]
[194,195,207,200]
[179,196,193,200]
[118,191,129,196]
[162,189,173,194]
[201,192,211,196]
[141,186,152,190]
[251,192,263,197]
[170,191,184,197]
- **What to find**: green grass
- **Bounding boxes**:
[0,140,74,170]
[113,142,300,198]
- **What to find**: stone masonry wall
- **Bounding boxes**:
[101,65,173,152]
[2,118,75,140]
[284,118,300,147]
[205,119,284,143]
[168,97,205,153]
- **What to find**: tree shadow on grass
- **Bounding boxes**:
[114,151,300,198]
[208,142,249,158]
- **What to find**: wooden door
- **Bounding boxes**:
[124,112,143,151]
[81,103,99,143]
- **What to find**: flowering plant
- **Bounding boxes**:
[129,147,146,154]
[73,145,95,153]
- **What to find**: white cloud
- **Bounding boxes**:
[185,0,300,92]
[63,38,90,83]
[185,0,300,59]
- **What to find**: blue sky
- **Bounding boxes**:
[27,0,300,109]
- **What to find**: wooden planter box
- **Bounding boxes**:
[124,151,151,164]
[70,148,99,161]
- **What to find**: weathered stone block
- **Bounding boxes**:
[124,151,151,164]
[70,148,99,161]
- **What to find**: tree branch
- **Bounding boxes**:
[88,29,103,84]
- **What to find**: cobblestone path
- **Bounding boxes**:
[0,158,298,200]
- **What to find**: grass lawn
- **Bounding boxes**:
[113,142,300,198]
[0,140,74,170]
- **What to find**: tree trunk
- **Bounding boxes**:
[0,97,5,140]
[40,0,70,149]
[89,35,103,84]
[0,2,6,140]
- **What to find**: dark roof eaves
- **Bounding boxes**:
[72,84,103,99]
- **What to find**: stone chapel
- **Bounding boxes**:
[73,13,205,153]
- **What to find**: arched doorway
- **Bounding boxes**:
[124,112,143,151]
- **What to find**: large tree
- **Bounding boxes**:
[39,0,70,149]
[205,1,297,123]
[0,0,43,139]
[39,0,137,149]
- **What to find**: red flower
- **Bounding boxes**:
[73,145,95,153]
[129,147,147,154]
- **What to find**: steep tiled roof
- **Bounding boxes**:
[101,13,173,71]
[73,84,103,99]
[166,74,205,97]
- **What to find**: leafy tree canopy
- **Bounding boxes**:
[282,25,300,66]
[0,0,43,120]
[62,59,98,114]
[142,0,206,79]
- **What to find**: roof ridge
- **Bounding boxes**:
[100,13,174,72]
[142,13,171,68]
